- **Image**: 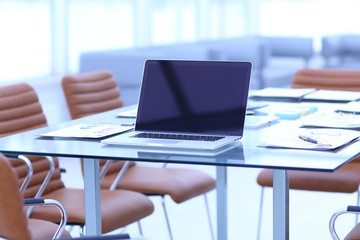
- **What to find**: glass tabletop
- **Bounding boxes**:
[1,103,359,172]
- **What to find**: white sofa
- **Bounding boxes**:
[79,36,314,99]
[322,34,360,69]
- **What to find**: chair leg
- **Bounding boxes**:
[356,187,360,224]
[162,196,174,240]
[257,187,265,240]
[66,225,74,234]
[120,226,128,234]
[137,221,143,236]
[80,225,85,236]
[204,194,215,240]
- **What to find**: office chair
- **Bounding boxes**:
[0,152,71,240]
[0,82,154,234]
[0,154,131,240]
[291,68,360,90]
[256,68,360,240]
[61,70,216,240]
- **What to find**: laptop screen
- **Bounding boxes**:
[135,60,252,136]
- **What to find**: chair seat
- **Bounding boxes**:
[30,188,154,233]
[345,222,360,240]
[257,163,360,193]
[101,166,216,203]
[28,218,72,239]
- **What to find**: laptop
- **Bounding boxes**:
[101,60,252,150]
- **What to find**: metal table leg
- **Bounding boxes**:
[83,158,102,236]
[216,166,228,240]
[273,169,289,240]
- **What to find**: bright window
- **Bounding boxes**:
[68,0,134,73]
[0,1,51,81]
[1,0,360,83]
[151,0,197,44]
[259,0,360,50]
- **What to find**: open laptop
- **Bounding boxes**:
[101,60,252,150]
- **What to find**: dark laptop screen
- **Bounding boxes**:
[135,60,252,136]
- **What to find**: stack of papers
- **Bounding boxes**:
[259,128,360,150]
[40,124,134,139]
[245,115,279,128]
[334,101,360,114]
[303,90,360,102]
[250,88,360,102]
[246,100,269,110]
[117,108,137,118]
[250,87,316,100]
[300,112,360,129]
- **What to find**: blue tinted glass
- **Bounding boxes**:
[136,60,251,135]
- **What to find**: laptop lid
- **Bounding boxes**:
[135,60,252,137]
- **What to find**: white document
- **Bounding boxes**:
[117,108,137,118]
[259,128,360,150]
[250,87,316,99]
[40,124,134,139]
[301,112,360,129]
[245,115,279,128]
[303,90,360,102]
[246,100,269,110]
[334,101,360,114]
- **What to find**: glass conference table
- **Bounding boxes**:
[1,102,360,240]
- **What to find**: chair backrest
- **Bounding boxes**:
[0,83,47,136]
[0,83,65,198]
[0,153,32,240]
[292,68,360,91]
[61,71,134,173]
[61,70,124,119]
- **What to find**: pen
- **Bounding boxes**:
[98,122,135,126]
[335,110,360,115]
[299,135,318,144]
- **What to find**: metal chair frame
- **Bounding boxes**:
[330,205,360,240]
[24,198,68,239]
[103,159,215,240]
[257,186,360,240]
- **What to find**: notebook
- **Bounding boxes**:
[101,60,252,150]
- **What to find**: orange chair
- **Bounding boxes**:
[291,68,360,91]
[0,153,131,240]
[0,152,71,240]
[0,82,154,234]
[256,68,360,239]
[61,70,216,240]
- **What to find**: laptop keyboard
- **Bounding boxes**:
[133,133,224,142]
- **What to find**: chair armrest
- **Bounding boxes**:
[34,156,55,198]
[3,153,21,159]
[100,160,132,190]
[24,198,67,239]
[100,160,113,180]
[110,161,131,190]
[60,233,130,239]
[24,198,45,205]
[347,206,360,212]
[329,206,360,240]
[5,154,33,194]
[17,155,33,193]
[26,156,55,217]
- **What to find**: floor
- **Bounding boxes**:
[27,74,359,240]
